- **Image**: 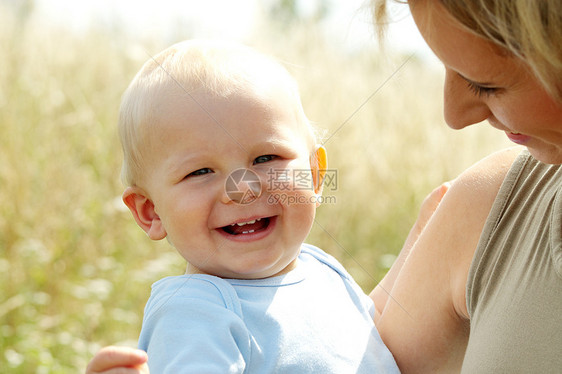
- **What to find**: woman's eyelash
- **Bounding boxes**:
[467,81,497,97]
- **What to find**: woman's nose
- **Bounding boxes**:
[443,69,492,130]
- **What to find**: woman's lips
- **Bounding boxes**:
[506,131,531,145]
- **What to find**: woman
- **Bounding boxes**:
[371,0,562,372]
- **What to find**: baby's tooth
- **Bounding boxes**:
[236,220,255,226]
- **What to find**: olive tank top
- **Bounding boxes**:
[463,150,562,373]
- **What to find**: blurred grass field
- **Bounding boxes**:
[0,2,512,372]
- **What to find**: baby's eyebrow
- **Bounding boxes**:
[263,139,303,155]
[165,154,199,174]
[265,138,292,148]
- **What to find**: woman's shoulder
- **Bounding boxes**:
[450,146,523,200]
[439,147,523,235]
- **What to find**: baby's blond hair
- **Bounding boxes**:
[118,40,313,186]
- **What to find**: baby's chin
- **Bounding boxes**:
[189,258,298,280]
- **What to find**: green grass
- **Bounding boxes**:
[0,5,511,373]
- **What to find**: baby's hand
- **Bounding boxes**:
[416,182,451,230]
[407,181,451,247]
[86,346,149,374]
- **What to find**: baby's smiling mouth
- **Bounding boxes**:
[221,217,271,235]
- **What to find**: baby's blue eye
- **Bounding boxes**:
[253,155,277,164]
[187,168,213,178]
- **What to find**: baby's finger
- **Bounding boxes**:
[418,181,451,224]
[89,367,148,374]
[86,346,148,373]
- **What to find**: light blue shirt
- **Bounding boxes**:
[138,244,399,373]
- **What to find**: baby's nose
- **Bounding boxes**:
[223,168,262,205]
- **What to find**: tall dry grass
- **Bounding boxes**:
[0,3,511,372]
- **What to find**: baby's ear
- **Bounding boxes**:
[310,145,328,195]
[122,187,167,240]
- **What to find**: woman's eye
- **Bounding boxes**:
[253,155,277,164]
[186,168,213,178]
[467,81,498,98]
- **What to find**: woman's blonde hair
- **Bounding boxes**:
[373,0,562,100]
[118,40,309,186]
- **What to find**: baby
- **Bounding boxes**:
[86,40,399,373]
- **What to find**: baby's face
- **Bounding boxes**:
[141,83,319,279]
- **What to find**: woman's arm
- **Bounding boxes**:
[372,147,520,373]
[372,181,451,322]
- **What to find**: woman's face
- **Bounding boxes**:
[410,0,562,164]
